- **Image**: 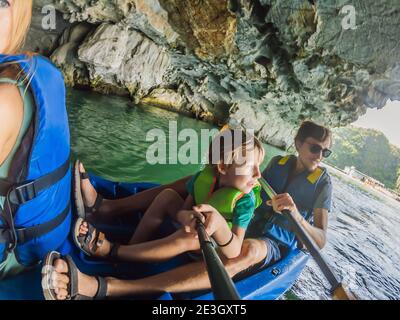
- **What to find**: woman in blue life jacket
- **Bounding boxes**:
[0,0,71,279]
[43,121,332,300]
[241,120,333,273]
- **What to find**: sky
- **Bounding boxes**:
[352,99,400,148]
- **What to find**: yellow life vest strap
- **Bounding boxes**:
[278,155,325,185]
[278,155,291,165]
[307,167,324,184]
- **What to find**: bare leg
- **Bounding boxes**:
[100,177,189,217]
[78,224,199,263]
[129,188,184,244]
[78,162,190,219]
[49,239,269,299]
[117,229,200,262]
[109,239,268,296]
[77,188,188,261]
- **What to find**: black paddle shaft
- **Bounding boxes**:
[196,221,241,300]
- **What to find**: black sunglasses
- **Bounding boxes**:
[306,142,332,158]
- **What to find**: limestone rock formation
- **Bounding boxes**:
[28,0,400,149]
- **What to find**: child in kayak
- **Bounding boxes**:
[73,128,264,261]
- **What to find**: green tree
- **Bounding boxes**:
[326,126,400,189]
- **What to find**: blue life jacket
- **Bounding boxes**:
[0,54,71,267]
[254,155,327,249]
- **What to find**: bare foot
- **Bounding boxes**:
[79,221,112,258]
[79,163,99,210]
[51,258,103,300]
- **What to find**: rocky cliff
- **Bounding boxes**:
[27,0,400,148]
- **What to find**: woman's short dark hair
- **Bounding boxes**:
[295,121,332,145]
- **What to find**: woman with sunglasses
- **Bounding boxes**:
[243,121,333,272]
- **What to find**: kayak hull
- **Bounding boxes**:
[0,175,309,300]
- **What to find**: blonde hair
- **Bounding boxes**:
[208,128,265,169]
[4,0,33,55]
[0,0,34,84]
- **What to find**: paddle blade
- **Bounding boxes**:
[332,284,357,300]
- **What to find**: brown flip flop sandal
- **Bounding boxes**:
[73,160,103,221]
[73,218,120,260]
[41,251,108,300]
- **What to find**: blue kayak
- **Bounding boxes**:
[0,175,309,300]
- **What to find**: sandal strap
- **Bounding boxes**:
[84,194,104,214]
[94,276,108,300]
[79,223,95,249]
[78,223,105,255]
[80,172,90,180]
[65,255,107,300]
[65,255,79,299]
[91,231,105,253]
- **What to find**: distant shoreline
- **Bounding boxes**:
[323,162,400,206]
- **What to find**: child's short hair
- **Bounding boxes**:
[208,128,264,169]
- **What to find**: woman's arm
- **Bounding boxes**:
[295,208,328,249]
[269,193,328,249]
[0,83,23,165]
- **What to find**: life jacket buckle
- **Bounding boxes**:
[9,180,36,205]
[0,227,17,253]
[6,239,17,253]
[271,268,280,276]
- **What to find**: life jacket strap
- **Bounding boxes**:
[0,157,70,205]
[0,203,70,245]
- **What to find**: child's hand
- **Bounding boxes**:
[192,204,226,236]
[176,210,204,233]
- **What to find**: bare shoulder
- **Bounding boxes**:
[0,83,23,143]
[0,82,23,115]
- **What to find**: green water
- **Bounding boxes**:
[68,89,285,184]
[67,89,400,300]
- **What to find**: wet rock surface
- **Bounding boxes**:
[28,0,400,148]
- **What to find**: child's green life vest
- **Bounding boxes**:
[193,165,262,228]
